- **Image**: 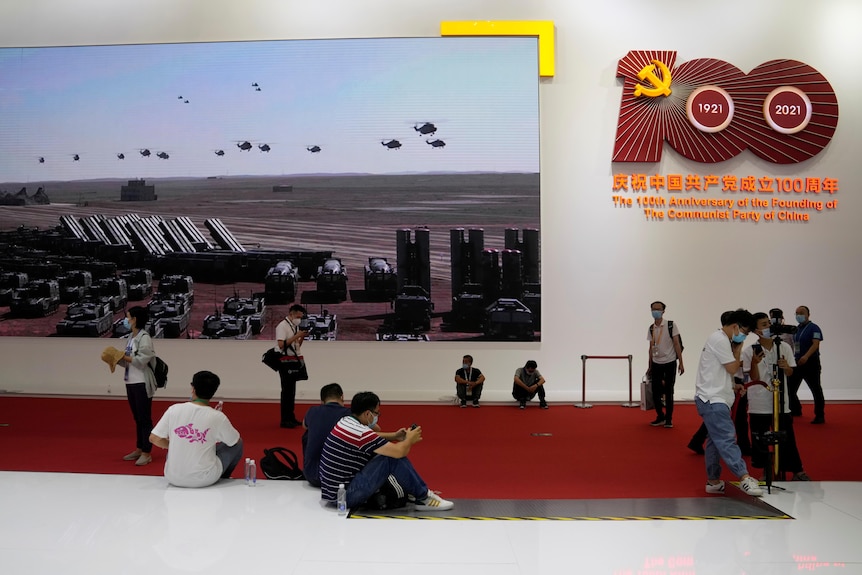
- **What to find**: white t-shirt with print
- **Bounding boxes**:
[152,402,241,488]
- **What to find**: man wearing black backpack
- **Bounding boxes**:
[647,301,685,428]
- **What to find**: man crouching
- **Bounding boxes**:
[319,391,453,512]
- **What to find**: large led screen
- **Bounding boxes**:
[0,37,540,342]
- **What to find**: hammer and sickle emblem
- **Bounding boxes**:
[633,59,673,97]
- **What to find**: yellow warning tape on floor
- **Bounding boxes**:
[350,514,792,521]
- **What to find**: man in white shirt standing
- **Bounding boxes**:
[150,371,243,488]
[647,301,684,428]
[695,309,763,497]
[742,312,810,481]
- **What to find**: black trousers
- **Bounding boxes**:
[125,382,153,453]
[279,370,299,424]
[512,384,546,403]
[456,383,484,403]
[788,357,825,418]
[649,360,677,420]
[749,413,803,473]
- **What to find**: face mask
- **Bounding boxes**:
[760,328,772,339]
[796,314,806,324]
[732,331,747,344]
[369,413,379,428]
[651,310,663,320]
[291,316,302,326]
[462,363,470,370]
[121,318,131,330]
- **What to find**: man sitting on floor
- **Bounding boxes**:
[302,383,351,487]
[318,391,454,512]
[149,371,243,488]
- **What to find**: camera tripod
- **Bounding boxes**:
[751,336,790,494]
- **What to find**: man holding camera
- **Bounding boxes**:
[742,312,809,481]
[275,304,309,428]
[647,301,684,428]
[787,306,825,424]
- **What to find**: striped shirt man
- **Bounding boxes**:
[319,415,388,501]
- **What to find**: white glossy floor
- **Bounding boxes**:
[1,471,859,574]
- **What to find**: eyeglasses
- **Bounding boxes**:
[370,409,380,417]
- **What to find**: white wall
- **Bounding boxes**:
[2,0,860,404]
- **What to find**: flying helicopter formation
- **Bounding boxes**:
[379,121,447,151]
[31,72,447,166]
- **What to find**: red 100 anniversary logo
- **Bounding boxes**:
[612,50,839,164]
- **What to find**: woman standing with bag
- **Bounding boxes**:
[275,304,309,428]
[119,306,157,466]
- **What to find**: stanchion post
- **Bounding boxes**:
[575,355,593,408]
[621,354,639,408]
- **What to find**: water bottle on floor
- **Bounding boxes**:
[337,483,347,515]
[249,459,256,487]
[244,457,251,485]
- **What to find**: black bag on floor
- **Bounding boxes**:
[260,447,304,480]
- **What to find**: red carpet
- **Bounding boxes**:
[1,397,859,499]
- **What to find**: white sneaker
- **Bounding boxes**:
[740,476,764,497]
[413,490,454,511]
[705,480,725,494]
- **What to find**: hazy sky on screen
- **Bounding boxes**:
[0,37,539,183]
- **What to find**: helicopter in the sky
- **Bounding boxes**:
[117,153,125,160]
[306,145,322,153]
[414,122,437,136]
[381,139,402,150]
[426,139,446,148]
[214,149,225,156]
[38,157,45,164]
[236,141,253,152]
[139,149,152,158]
[258,144,271,152]
[156,151,170,160]
[72,154,80,161]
